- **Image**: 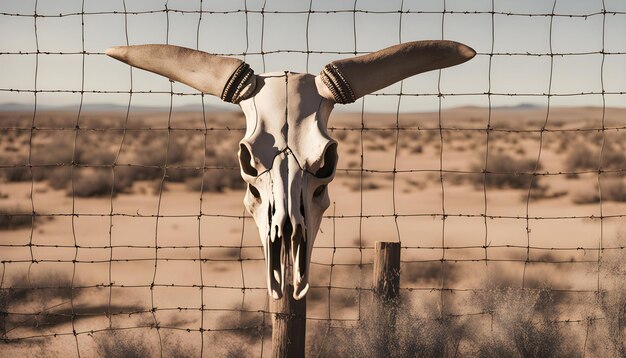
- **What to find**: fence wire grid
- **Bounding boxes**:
[1,0,625,357]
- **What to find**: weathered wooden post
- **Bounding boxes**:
[373,241,401,355]
[271,284,306,358]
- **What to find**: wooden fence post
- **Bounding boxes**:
[373,241,401,355]
[271,284,306,358]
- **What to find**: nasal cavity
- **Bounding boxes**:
[283,220,293,241]
[300,193,306,219]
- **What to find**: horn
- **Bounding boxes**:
[106,44,256,103]
[319,40,475,104]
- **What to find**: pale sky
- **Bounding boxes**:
[0,0,625,112]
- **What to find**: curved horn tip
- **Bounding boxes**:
[457,43,477,61]
[105,46,128,62]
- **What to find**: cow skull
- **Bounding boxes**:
[106,41,475,300]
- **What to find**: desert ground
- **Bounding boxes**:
[1,106,625,356]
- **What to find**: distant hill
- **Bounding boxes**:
[0,102,544,113]
[0,102,236,112]
[2,102,624,118]
[493,103,543,110]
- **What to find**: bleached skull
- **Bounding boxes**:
[106,41,475,300]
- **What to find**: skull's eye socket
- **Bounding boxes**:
[314,143,338,178]
[239,144,258,177]
[313,185,326,198]
[249,184,261,200]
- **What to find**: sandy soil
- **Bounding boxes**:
[1,106,625,356]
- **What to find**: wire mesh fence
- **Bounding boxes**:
[1,0,625,356]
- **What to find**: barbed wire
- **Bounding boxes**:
[1,8,626,17]
[1,0,625,356]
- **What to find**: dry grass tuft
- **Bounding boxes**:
[593,234,626,357]
[93,328,196,357]
[93,330,154,358]
[468,288,577,357]
[310,290,579,357]
[311,299,466,357]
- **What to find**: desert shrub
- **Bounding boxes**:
[565,143,626,173]
[403,262,458,285]
[343,172,390,191]
[411,144,423,153]
[82,139,242,192]
[572,190,599,204]
[184,148,244,192]
[30,138,80,182]
[0,115,30,127]
[526,186,567,201]
[69,168,131,197]
[346,145,359,155]
[572,178,626,204]
[366,142,387,151]
[312,300,466,357]
[94,330,153,358]
[217,310,266,342]
[33,114,75,128]
[94,327,197,357]
[595,234,626,357]
[358,180,383,190]
[126,135,189,181]
[404,177,427,191]
[31,140,75,167]
[76,145,116,166]
[602,147,626,170]
[0,153,31,182]
[469,288,577,358]
[470,153,542,189]
[147,178,167,195]
[424,130,438,143]
[442,172,468,186]
[111,167,135,191]
[378,130,395,140]
[332,130,349,141]
[600,178,626,202]
[565,144,598,174]
[45,167,72,190]
[186,169,244,192]
[0,204,33,230]
[225,346,251,358]
[31,166,54,182]
[310,286,586,357]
